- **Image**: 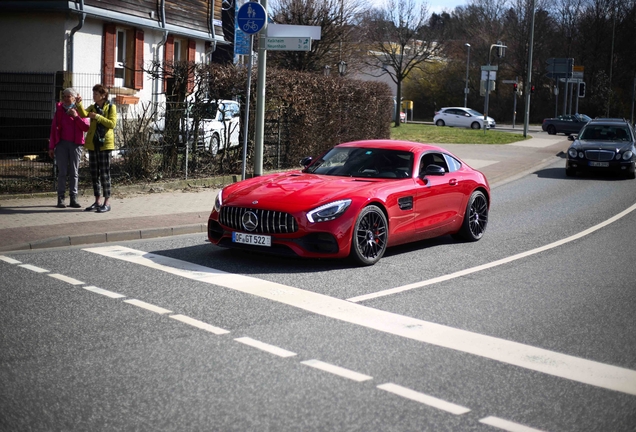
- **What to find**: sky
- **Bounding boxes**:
[427,0,468,14]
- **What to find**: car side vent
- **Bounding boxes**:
[220,207,299,234]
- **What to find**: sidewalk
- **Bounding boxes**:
[0,133,570,252]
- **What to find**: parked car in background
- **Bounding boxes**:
[434,107,495,129]
[565,117,636,179]
[207,139,490,266]
[150,99,240,154]
[542,113,591,135]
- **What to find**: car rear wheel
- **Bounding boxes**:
[471,122,481,129]
[350,205,388,266]
[435,120,445,126]
[210,134,220,155]
[453,191,488,242]
[547,125,556,135]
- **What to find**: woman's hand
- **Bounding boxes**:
[88,112,97,119]
[48,149,54,159]
[67,108,78,117]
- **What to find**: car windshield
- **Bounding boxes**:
[305,147,414,179]
[579,125,631,141]
[190,102,220,120]
[578,114,591,122]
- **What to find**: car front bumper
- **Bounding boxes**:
[566,158,636,175]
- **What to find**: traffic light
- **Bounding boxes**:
[530,85,535,94]
[578,82,586,98]
[513,83,518,92]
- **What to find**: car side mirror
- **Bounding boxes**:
[568,135,576,141]
[421,164,445,177]
[300,157,313,167]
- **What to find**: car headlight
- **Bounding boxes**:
[622,151,633,161]
[568,148,578,158]
[213,190,223,212]
[307,199,352,223]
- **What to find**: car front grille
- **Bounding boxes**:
[219,206,299,234]
[585,150,615,161]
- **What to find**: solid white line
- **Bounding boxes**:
[479,416,546,432]
[377,383,470,415]
[83,245,636,396]
[124,299,172,315]
[348,201,636,303]
[170,314,230,335]
[18,264,49,273]
[83,285,126,299]
[301,359,372,382]
[0,256,21,264]
[48,273,85,285]
[235,337,296,357]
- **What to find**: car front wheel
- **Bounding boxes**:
[453,190,488,242]
[210,134,220,155]
[471,122,481,129]
[435,120,445,126]
[547,125,557,135]
[350,205,388,266]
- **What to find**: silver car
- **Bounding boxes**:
[434,107,496,130]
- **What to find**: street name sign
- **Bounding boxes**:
[265,37,311,51]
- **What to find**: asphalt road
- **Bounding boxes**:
[2,158,636,431]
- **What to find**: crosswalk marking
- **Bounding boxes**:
[84,245,636,396]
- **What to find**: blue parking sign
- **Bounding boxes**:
[237,2,267,35]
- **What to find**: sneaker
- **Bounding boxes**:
[96,204,111,213]
[57,197,66,208]
[84,202,99,212]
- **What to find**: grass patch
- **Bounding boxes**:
[390,123,529,144]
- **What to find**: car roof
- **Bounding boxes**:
[336,139,447,154]
[589,117,628,123]
[440,107,469,110]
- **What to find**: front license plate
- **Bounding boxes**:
[589,161,609,167]
[232,232,271,247]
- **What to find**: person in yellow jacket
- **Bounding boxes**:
[77,84,118,213]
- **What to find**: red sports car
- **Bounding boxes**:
[207,140,490,265]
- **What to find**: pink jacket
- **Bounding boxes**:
[49,102,90,150]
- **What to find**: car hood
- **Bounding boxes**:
[222,171,395,212]
[571,140,634,152]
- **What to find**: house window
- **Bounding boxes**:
[102,23,144,90]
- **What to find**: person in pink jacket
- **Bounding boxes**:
[49,87,90,208]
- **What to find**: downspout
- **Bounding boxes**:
[153,0,168,111]
[67,0,85,72]
[208,0,217,59]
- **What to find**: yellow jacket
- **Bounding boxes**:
[77,100,118,151]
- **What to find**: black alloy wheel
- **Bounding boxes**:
[350,205,388,266]
[547,125,557,135]
[453,190,488,242]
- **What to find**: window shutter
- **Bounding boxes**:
[187,39,196,92]
[163,35,174,92]
[133,29,144,90]
[102,23,116,87]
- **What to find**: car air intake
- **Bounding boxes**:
[585,150,615,161]
[220,207,299,234]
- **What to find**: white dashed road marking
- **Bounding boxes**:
[235,337,297,357]
[84,245,636,396]
[479,416,547,432]
[18,264,48,273]
[83,285,127,299]
[301,359,372,382]
[170,314,230,335]
[0,256,21,264]
[124,299,172,315]
[48,273,85,285]
[377,383,471,415]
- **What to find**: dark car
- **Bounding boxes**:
[565,118,636,179]
[542,113,591,135]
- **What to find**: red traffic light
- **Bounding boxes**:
[513,83,518,92]
[530,85,535,94]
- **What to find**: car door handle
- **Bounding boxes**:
[449,179,458,186]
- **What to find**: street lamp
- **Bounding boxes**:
[338,60,347,76]
[464,43,471,107]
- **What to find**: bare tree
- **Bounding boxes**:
[359,0,443,127]
[268,0,363,73]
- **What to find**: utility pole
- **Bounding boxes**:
[523,0,536,138]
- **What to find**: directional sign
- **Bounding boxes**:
[237,2,267,35]
[546,58,574,79]
[265,37,311,51]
